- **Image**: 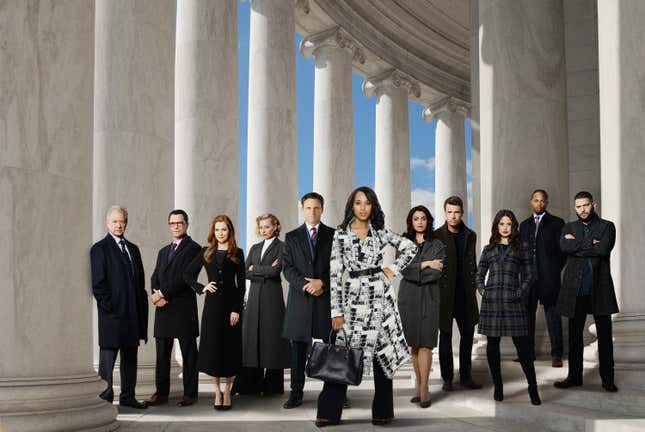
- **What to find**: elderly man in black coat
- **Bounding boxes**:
[554,191,619,392]
[91,206,148,408]
[519,189,566,367]
[146,210,202,407]
[281,192,334,409]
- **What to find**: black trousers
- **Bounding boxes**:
[234,367,284,394]
[98,346,138,402]
[289,338,327,398]
[439,312,475,383]
[316,357,392,422]
[486,336,537,389]
[155,337,199,398]
[527,298,563,358]
[567,295,614,384]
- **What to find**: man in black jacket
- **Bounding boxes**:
[146,209,203,407]
[555,191,618,392]
[435,196,482,391]
[91,205,148,409]
[519,190,566,367]
[281,192,334,409]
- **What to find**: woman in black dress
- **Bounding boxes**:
[477,209,540,405]
[398,205,445,408]
[184,214,245,410]
[240,213,290,394]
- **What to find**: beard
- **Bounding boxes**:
[577,207,595,222]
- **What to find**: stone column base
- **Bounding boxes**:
[0,374,117,432]
[612,312,645,391]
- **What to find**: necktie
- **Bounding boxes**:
[310,227,318,249]
[168,242,178,263]
[534,215,541,238]
[119,239,133,270]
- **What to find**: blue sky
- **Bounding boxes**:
[237,2,470,246]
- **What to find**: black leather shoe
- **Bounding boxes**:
[528,386,541,405]
[460,378,483,390]
[315,418,340,427]
[442,381,454,392]
[554,378,582,389]
[602,382,618,393]
[372,418,393,426]
[120,399,148,409]
[99,393,113,403]
[283,396,302,409]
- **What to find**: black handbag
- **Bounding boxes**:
[306,329,364,386]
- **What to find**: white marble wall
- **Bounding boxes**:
[93,0,177,397]
[246,0,298,252]
[563,0,600,219]
[0,1,117,430]
[175,0,239,236]
[598,0,645,390]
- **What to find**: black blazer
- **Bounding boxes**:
[91,234,148,348]
[151,236,202,339]
[519,212,566,306]
[281,223,334,342]
[557,214,618,317]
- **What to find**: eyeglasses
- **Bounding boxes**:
[168,221,186,226]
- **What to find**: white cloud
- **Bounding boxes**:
[411,188,435,213]
[410,157,435,173]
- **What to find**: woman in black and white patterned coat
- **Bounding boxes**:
[315,186,417,428]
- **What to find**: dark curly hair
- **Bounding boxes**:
[404,205,435,241]
[489,209,521,252]
[340,186,385,230]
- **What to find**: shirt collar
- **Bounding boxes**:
[263,236,276,246]
[305,222,320,232]
[109,232,125,244]
[172,237,185,247]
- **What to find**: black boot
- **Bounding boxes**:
[528,386,541,405]
[494,384,504,402]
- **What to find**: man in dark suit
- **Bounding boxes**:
[555,191,618,392]
[91,206,149,408]
[435,196,482,391]
[146,209,202,407]
[281,192,334,409]
[519,189,566,367]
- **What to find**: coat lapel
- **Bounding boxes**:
[259,238,277,264]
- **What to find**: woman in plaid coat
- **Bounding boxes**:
[477,209,541,405]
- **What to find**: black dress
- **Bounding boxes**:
[184,248,245,377]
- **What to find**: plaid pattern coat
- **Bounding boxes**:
[477,243,534,337]
[330,223,417,378]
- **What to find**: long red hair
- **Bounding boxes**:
[204,215,240,264]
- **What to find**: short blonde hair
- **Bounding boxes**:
[255,213,281,237]
[106,205,128,223]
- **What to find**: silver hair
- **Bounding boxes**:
[106,205,128,222]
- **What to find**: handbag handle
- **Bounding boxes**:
[328,328,350,351]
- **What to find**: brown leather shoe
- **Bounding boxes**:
[551,356,563,368]
[146,393,168,406]
[177,396,196,407]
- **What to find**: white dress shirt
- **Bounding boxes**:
[260,236,276,261]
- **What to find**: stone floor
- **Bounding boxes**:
[115,360,645,432]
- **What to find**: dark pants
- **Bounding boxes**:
[527,299,563,358]
[289,338,327,398]
[316,357,392,422]
[98,346,138,402]
[439,313,475,383]
[567,295,614,384]
[234,367,284,394]
[155,337,198,398]
[486,336,537,389]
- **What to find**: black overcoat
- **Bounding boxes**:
[519,212,566,306]
[150,236,202,339]
[184,248,245,377]
[281,223,334,342]
[243,238,291,369]
[477,243,534,337]
[556,215,618,318]
[91,234,148,348]
[434,223,479,332]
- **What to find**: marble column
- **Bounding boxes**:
[478,0,569,360]
[93,0,177,397]
[363,70,419,235]
[301,27,364,226]
[423,97,469,227]
[0,1,117,430]
[246,0,298,254]
[470,0,481,245]
[598,0,645,391]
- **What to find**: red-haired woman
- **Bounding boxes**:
[184,215,245,410]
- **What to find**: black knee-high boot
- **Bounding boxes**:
[513,336,541,405]
[486,337,503,401]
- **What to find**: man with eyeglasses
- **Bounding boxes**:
[146,209,203,407]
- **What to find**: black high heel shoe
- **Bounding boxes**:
[528,386,541,406]
[494,385,504,402]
